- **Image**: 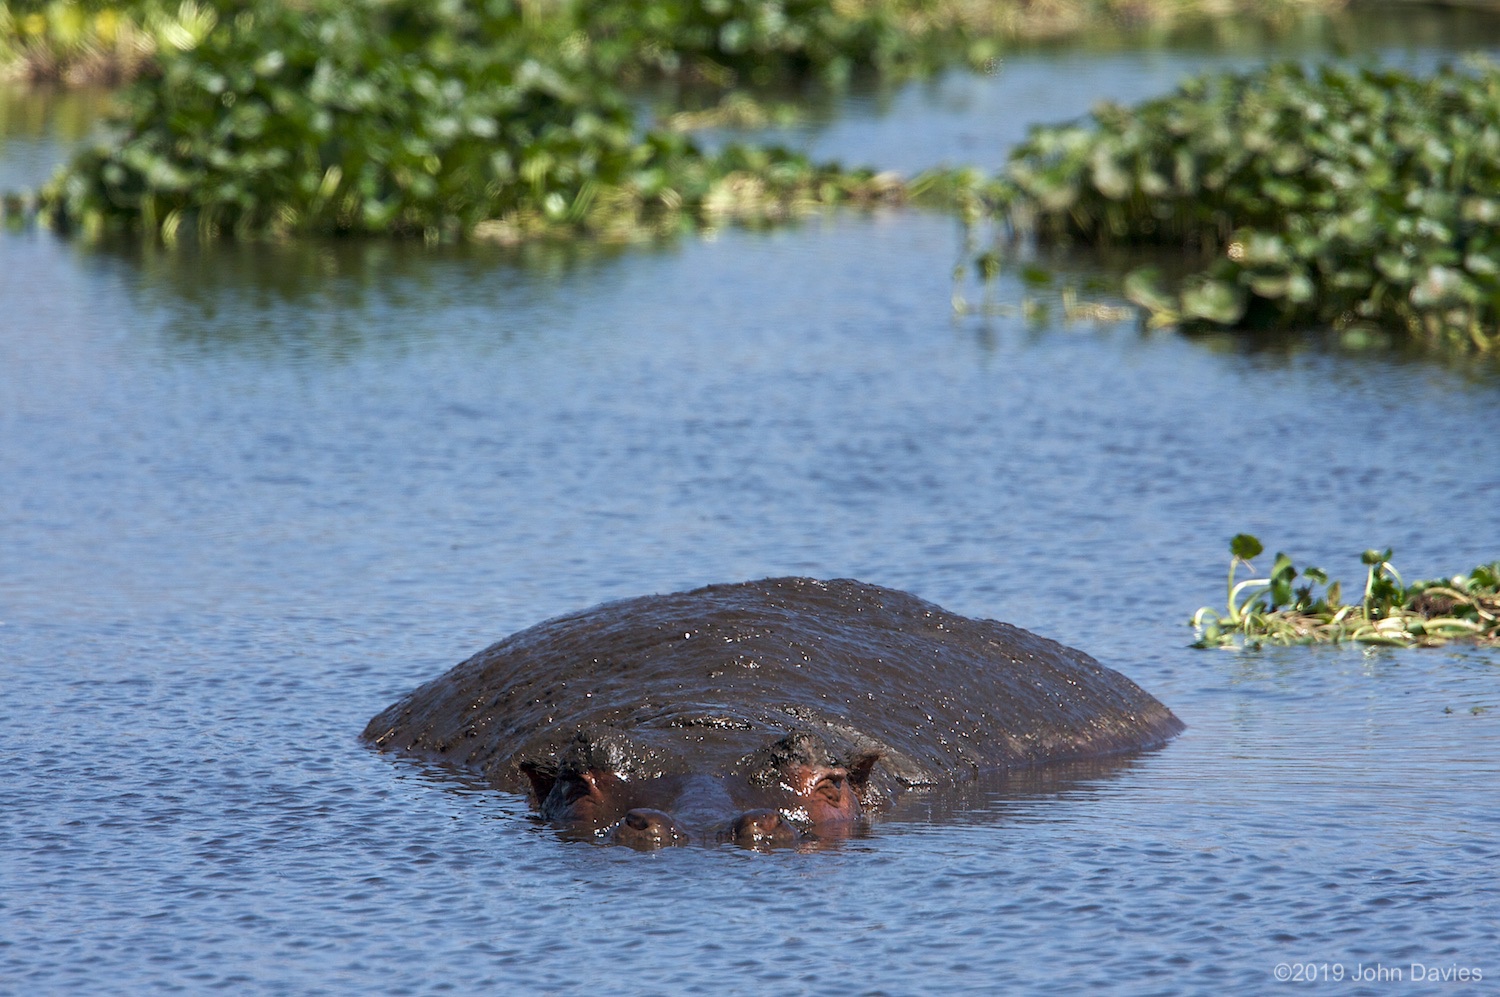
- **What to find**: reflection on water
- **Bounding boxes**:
[111,238,646,360]
[879,752,1164,825]
[0,84,113,190]
[4,7,1500,993]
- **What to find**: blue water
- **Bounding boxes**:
[4,13,1500,995]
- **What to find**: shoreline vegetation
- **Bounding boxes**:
[0,0,1349,88]
[1191,534,1500,649]
[2,1,1499,355]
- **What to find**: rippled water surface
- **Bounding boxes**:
[4,13,1500,994]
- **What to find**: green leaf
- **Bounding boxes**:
[1269,552,1297,608]
[1231,534,1264,560]
[1019,264,1051,287]
[1180,277,1246,325]
[1410,265,1479,307]
[1121,267,1176,316]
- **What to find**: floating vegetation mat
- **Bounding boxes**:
[1191,534,1500,649]
[22,0,913,241]
[989,60,1500,354]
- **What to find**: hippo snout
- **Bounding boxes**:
[610,807,805,849]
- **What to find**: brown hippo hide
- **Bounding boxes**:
[363,577,1183,846]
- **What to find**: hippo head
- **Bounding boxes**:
[518,725,881,850]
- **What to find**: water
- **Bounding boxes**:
[4,13,1500,995]
[710,7,1500,173]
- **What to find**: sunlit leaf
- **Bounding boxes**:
[1180,277,1246,325]
[1230,534,1263,560]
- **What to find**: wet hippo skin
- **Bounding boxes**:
[363,577,1183,847]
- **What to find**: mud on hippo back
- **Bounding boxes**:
[363,577,1183,848]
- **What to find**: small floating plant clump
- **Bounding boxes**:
[995,61,1500,353]
[1191,534,1500,649]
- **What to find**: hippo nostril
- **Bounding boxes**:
[610,809,687,849]
[727,809,799,847]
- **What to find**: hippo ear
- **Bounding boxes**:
[519,761,558,803]
[846,751,881,792]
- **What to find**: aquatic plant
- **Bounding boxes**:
[3,0,1341,88]
[32,0,901,241]
[38,0,636,238]
[581,0,941,85]
[1191,534,1500,648]
[0,0,215,83]
[995,61,1500,353]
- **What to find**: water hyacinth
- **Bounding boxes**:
[1192,534,1500,649]
[577,0,931,85]
[40,0,614,237]
[997,61,1500,352]
[34,0,899,241]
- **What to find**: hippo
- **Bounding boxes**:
[363,577,1182,848]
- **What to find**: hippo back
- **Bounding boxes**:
[364,577,1182,798]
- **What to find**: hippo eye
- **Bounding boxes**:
[813,774,846,804]
[554,775,594,805]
